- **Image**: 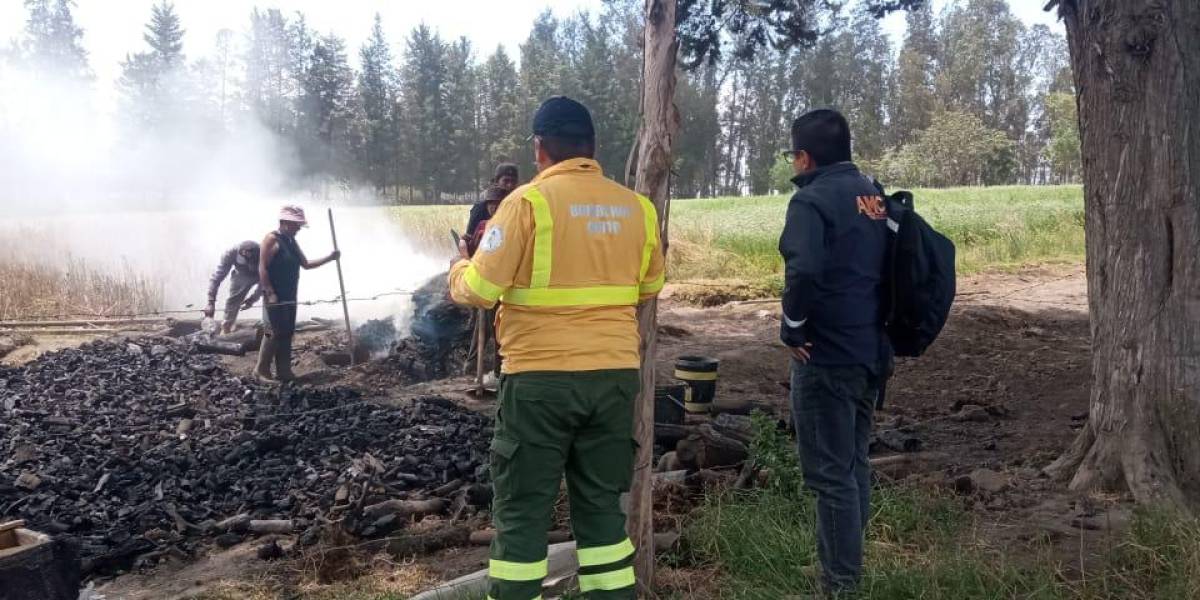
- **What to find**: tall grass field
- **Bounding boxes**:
[389,185,1085,290]
[0,185,1082,319]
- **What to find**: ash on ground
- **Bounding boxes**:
[0,338,492,576]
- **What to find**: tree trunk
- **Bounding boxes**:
[1045,0,1200,510]
[628,0,678,593]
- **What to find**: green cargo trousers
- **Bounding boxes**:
[488,369,640,600]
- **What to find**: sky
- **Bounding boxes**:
[2,0,1063,98]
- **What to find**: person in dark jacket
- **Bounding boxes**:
[777,109,892,594]
[255,205,340,382]
[203,240,262,333]
[464,163,518,246]
[466,185,508,256]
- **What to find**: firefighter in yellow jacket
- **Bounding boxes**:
[449,96,665,600]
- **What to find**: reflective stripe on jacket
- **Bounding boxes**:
[448,158,666,374]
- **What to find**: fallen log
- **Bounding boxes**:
[216,513,250,533]
[162,319,202,337]
[675,424,748,470]
[386,525,470,557]
[192,340,245,356]
[653,470,688,484]
[248,520,293,534]
[712,413,754,444]
[869,452,948,479]
[362,498,447,521]
[216,328,261,352]
[654,423,692,446]
[469,529,571,546]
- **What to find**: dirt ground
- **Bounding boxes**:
[34,265,1117,598]
[655,265,1119,574]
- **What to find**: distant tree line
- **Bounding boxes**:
[8,0,1079,204]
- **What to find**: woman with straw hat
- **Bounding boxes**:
[255,205,340,382]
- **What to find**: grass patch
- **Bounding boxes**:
[681,412,1200,599]
[387,186,1084,301]
[0,255,163,319]
[667,185,1084,283]
[682,412,1037,599]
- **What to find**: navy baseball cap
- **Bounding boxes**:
[530,96,595,139]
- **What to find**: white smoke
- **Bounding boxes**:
[0,61,443,325]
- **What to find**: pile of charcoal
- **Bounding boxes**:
[0,338,492,575]
[358,272,474,386]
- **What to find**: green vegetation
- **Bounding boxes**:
[669,184,1084,283]
[679,412,1200,600]
[391,185,1085,295]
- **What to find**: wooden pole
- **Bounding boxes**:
[475,309,486,394]
[627,0,678,593]
[327,208,355,366]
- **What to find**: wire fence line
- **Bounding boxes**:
[0,289,419,324]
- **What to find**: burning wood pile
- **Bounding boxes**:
[353,273,475,385]
[0,338,492,576]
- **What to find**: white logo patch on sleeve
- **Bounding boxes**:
[481,226,504,253]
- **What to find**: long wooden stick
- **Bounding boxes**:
[475,309,486,394]
[327,208,355,366]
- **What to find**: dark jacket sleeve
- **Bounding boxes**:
[207,246,237,303]
[778,194,827,347]
[465,200,489,240]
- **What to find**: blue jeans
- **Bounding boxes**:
[791,362,879,593]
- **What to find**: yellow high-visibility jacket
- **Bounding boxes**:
[448,158,666,374]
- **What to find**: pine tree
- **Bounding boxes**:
[20,0,90,81]
[188,30,238,134]
[518,11,565,173]
[358,13,399,193]
[400,25,449,201]
[443,37,479,195]
[211,29,236,127]
[117,1,189,131]
[143,1,184,71]
[477,46,523,176]
[675,63,723,197]
[891,2,937,145]
[571,15,631,177]
[242,8,295,135]
[841,11,891,161]
[297,33,358,181]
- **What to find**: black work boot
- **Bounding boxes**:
[273,335,296,382]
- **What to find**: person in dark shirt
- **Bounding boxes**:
[467,185,508,256]
[255,205,341,382]
[464,163,518,246]
[777,109,892,595]
[465,184,510,379]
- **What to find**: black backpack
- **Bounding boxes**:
[879,188,956,358]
